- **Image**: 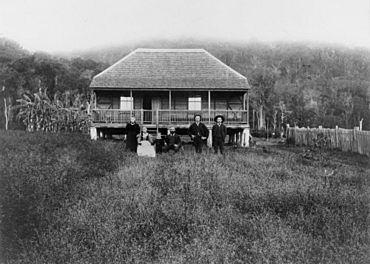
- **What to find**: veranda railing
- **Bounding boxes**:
[92,109,249,125]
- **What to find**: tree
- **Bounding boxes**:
[1,85,12,130]
[249,66,278,129]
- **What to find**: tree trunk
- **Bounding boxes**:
[252,109,255,129]
[258,105,265,129]
[272,109,278,135]
[4,97,8,130]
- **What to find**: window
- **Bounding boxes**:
[188,97,201,111]
[120,96,133,110]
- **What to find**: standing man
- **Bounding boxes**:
[188,114,209,153]
[212,115,227,154]
[125,116,140,152]
[165,126,182,153]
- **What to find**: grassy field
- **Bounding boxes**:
[0,131,369,263]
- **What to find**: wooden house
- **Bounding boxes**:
[89,48,251,146]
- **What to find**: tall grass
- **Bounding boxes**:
[1,131,369,263]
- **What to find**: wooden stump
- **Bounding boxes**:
[90,127,98,140]
[207,128,212,148]
[237,132,241,147]
[241,128,250,147]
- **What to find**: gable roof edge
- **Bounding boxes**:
[92,49,138,80]
[90,48,251,90]
[203,50,250,87]
[135,48,206,52]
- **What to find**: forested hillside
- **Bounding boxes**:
[0,38,108,130]
[1,38,370,131]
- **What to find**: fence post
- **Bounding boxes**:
[354,126,359,153]
[335,125,339,149]
[294,124,298,145]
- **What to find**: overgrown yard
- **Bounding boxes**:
[0,131,369,263]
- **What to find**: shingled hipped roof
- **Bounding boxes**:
[90,49,250,91]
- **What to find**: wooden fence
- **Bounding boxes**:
[287,125,370,157]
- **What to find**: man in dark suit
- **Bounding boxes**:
[188,114,209,153]
[212,115,227,154]
[165,126,182,153]
[125,116,140,152]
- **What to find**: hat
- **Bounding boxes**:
[194,114,202,120]
[214,115,225,122]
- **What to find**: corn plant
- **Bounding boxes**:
[16,88,91,133]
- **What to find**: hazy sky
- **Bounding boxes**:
[1,0,369,52]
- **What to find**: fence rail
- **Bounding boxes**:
[287,126,370,157]
[92,109,248,125]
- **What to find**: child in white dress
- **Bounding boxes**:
[137,126,156,157]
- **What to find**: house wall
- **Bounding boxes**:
[132,91,170,109]
[95,91,130,109]
[95,90,245,110]
[212,92,244,111]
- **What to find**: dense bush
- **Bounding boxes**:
[251,128,284,138]
[1,131,369,263]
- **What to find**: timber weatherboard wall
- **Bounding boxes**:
[94,90,245,111]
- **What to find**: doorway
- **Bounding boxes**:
[143,96,152,123]
[152,97,161,124]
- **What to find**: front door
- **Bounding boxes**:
[143,96,152,123]
[152,97,161,124]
